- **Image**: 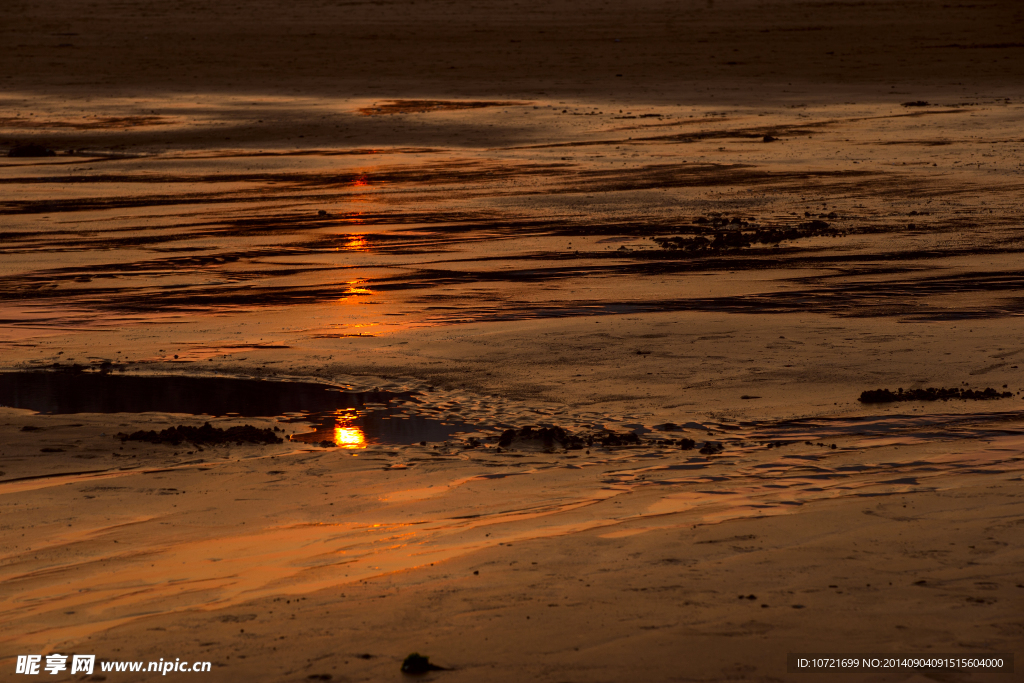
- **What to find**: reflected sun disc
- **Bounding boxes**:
[334,425,366,449]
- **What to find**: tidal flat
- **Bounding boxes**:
[1,0,1023,680]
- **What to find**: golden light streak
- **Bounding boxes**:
[345,235,368,251]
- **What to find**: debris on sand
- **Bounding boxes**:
[495,423,647,450]
[497,425,589,451]
[858,387,1013,403]
[653,219,840,253]
[401,653,447,674]
[117,422,283,445]
[594,430,642,447]
[8,143,56,157]
[483,426,704,453]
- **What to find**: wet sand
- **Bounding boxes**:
[2,0,1023,680]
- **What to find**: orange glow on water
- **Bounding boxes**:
[339,279,372,303]
[334,425,366,449]
[345,235,368,251]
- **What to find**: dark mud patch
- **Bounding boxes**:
[358,100,528,116]
[859,387,1014,403]
[0,371,396,416]
[118,422,283,446]
[7,144,56,158]
[0,115,168,131]
[0,371,477,447]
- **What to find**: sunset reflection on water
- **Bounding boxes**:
[281,389,475,450]
[339,279,372,304]
[334,424,366,449]
[345,235,368,251]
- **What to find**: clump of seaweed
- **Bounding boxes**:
[859,387,1012,404]
[653,219,841,253]
[494,425,647,451]
[496,425,588,451]
[476,426,708,453]
[117,422,283,445]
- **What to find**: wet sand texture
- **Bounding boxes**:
[1,0,1023,681]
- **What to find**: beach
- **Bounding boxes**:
[1,0,1023,680]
